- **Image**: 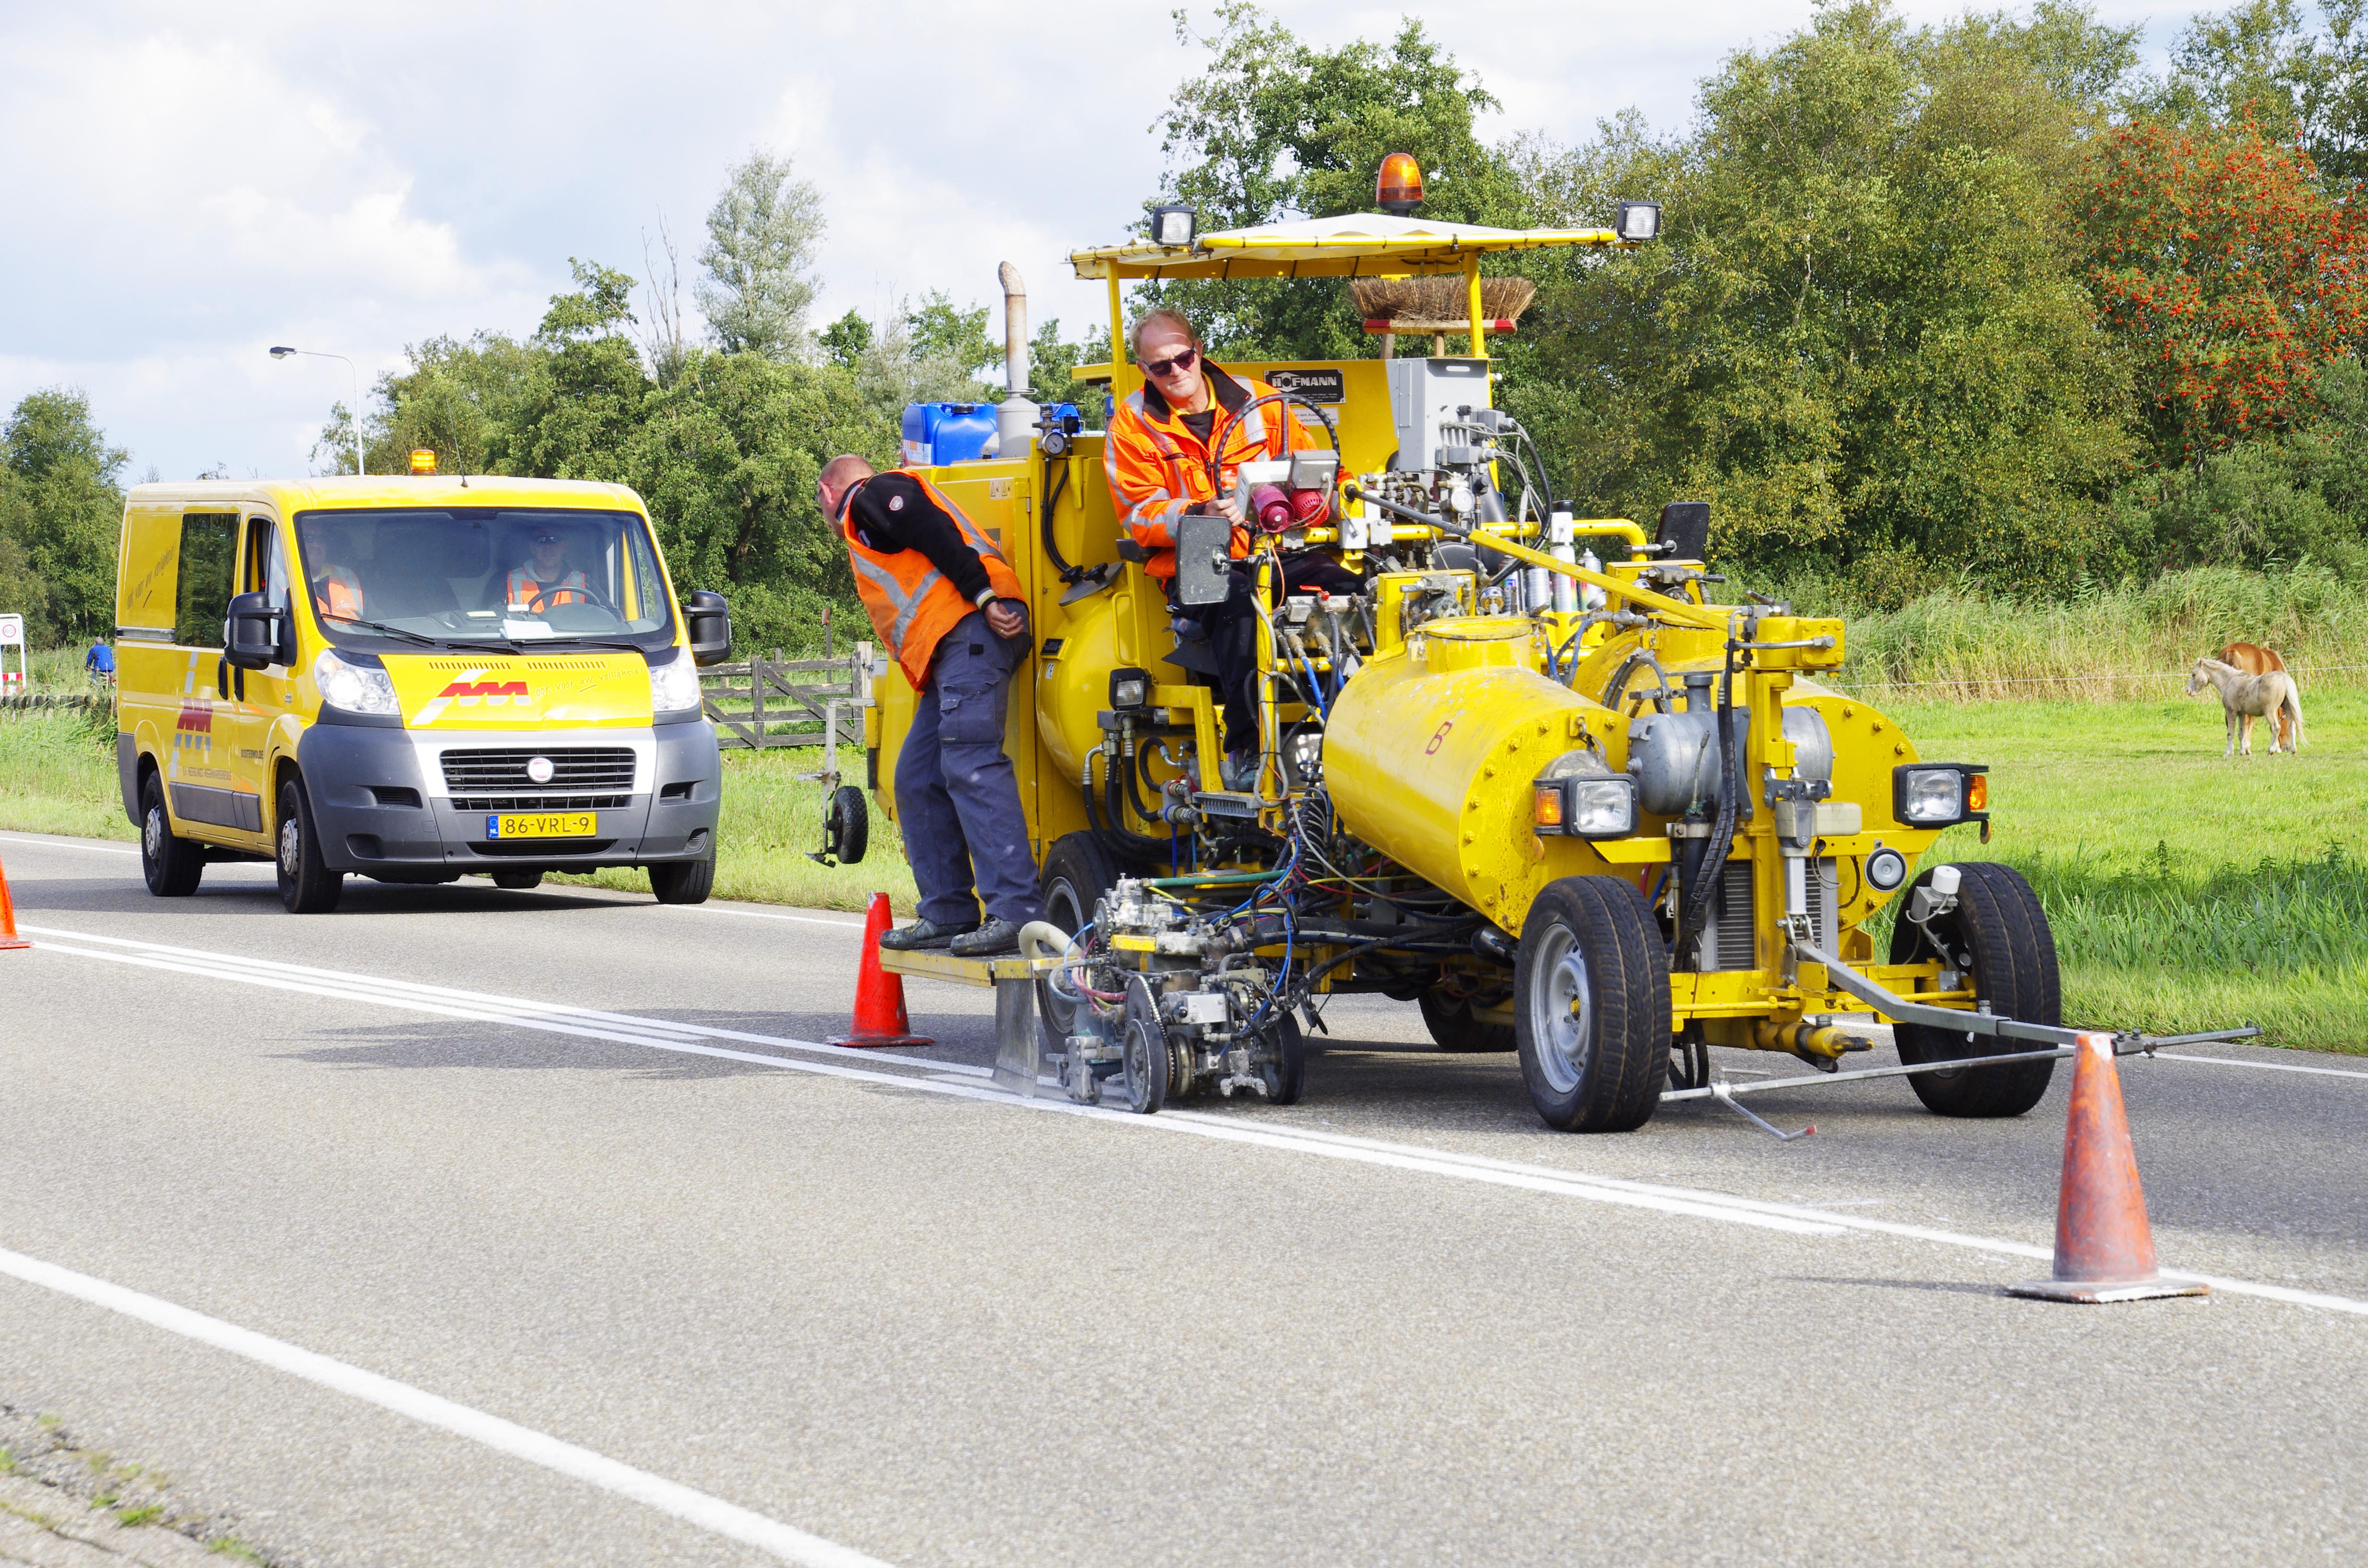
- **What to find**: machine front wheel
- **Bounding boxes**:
[1887,862,2060,1118]
[1419,988,1515,1053]
[1259,1011,1306,1105]
[1513,877,1670,1132]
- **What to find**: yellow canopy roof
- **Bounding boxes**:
[1070,211,1625,280]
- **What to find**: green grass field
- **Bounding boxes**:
[5,681,2359,1050]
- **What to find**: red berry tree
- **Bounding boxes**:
[2083,116,2368,459]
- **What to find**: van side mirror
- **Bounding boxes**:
[225,592,282,670]
[684,589,732,666]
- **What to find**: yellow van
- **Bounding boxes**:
[113,473,732,913]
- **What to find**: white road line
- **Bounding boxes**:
[0,833,138,856]
[22,927,2368,1314]
[2155,1050,2368,1081]
[0,1246,893,1568]
[673,903,868,930]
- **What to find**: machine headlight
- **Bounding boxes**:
[1615,200,1662,242]
[1536,774,1638,839]
[1150,205,1197,247]
[1865,845,1909,891]
[311,649,399,716]
[1109,667,1151,712]
[648,649,703,713]
[1892,763,1988,828]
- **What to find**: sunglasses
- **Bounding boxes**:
[1142,346,1198,378]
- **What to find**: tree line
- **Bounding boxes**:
[11,0,2368,647]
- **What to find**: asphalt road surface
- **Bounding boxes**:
[1,826,2362,1567]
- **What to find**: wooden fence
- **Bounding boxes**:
[698,645,875,750]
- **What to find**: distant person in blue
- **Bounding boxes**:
[86,641,114,683]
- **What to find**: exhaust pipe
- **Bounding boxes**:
[994,261,1038,458]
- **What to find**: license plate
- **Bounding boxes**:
[486,811,597,840]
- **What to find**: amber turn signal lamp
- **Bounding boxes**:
[1533,783,1565,829]
[1377,152,1424,215]
[1966,773,1988,812]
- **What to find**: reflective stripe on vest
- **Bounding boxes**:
[847,551,945,649]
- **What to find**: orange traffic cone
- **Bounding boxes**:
[0,852,28,952]
[829,892,932,1048]
[2008,1033,2207,1303]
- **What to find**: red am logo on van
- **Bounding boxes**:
[438,678,529,704]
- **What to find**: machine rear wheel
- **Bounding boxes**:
[1419,988,1515,1053]
[1888,862,2060,1118]
[139,772,205,897]
[1036,832,1121,1054]
[1514,877,1669,1132]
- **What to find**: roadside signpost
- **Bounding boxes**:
[0,612,23,694]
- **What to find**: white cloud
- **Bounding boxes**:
[2,0,2194,481]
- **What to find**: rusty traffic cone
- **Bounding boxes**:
[0,852,29,952]
[829,892,932,1048]
[2008,1033,2206,1304]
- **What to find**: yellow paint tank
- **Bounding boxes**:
[1323,617,1631,932]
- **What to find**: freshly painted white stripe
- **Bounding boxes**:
[2154,1050,2368,1082]
[0,1245,894,1568]
[24,928,2368,1312]
[674,903,867,930]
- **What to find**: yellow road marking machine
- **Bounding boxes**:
[855,163,2256,1130]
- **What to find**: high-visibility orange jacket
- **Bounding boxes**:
[506,566,590,609]
[312,566,363,622]
[1102,361,1324,582]
[842,470,1026,686]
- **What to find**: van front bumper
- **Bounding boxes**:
[296,718,723,876]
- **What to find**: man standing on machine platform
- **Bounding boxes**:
[820,453,1044,957]
[1104,309,1359,789]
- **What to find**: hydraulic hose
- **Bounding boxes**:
[1040,448,1080,583]
[1675,636,1742,965]
[1083,746,1172,863]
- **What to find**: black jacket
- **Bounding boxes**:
[844,472,997,606]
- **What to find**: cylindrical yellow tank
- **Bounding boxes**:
[1324,617,1624,931]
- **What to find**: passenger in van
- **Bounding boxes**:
[301,518,368,622]
[506,529,591,612]
[1104,307,1358,790]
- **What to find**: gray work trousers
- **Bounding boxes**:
[896,610,1045,928]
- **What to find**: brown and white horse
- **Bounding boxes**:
[2220,642,2294,749]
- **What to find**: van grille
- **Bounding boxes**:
[440,748,635,793]
[449,794,631,812]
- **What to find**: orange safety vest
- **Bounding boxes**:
[313,566,363,621]
[842,471,1025,686]
[1102,363,1324,581]
[506,566,590,609]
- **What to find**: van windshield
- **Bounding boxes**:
[293,507,674,654]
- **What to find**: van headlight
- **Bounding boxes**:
[311,649,399,716]
[648,649,703,713]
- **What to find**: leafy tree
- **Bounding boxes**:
[0,388,126,638]
[2081,114,2368,459]
[696,150,826,361]
[1027,318,1111,428]
[1147,3,1520,359]
[1513,1,2135,594]
[819,309,873,370]
[2152,0,2368,184]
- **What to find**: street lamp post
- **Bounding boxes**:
[269,346,364,476]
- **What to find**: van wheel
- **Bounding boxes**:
[649,849,715,905]
[491,870,543,890]
[275,776,343,914]
[1887,862,2060,1118]
[139,772,204,897]
[1514,877,1669,1132]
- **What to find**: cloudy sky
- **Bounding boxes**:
[2,0,2191,482]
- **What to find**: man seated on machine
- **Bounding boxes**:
[1104,308,1360,790]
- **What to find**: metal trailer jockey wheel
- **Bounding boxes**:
[1887,862,2061,1118]
[1121,972,1171,1115]
[1513,877,1669,1132]
[817,783,868,866]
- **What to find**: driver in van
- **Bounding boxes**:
[1103,308,1359,790]
[507,528,590,612]
[301,517,367,622]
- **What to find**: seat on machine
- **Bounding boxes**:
[1161,614,1221,676]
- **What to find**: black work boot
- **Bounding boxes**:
[878,916,978,951]
[948,917,1022,958]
